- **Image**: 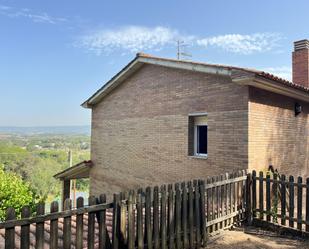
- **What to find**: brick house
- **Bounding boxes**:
[55,40,309,200]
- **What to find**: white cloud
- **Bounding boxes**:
[77,26,282,56]
[78,26,189,55]
[0,5,67,24]
[262,66,292,80]
[196,33,282,54]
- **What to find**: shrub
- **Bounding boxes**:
[0,166,38,221]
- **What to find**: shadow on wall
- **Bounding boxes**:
[266,101,308,177]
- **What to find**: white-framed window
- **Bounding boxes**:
[188,113,208,157]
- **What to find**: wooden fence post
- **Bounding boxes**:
[50,202,59,249]
[35,203,45,249]
[5,207,15,249]
[21,206,31,249]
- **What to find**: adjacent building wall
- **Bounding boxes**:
[90,64,249,198]
[248,87,309,176]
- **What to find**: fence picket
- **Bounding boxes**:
[281,175,286,226]
[136,192,143,249]
[21,206,31,249]
[145,187,153,249]
[35,203,45,249]
[306,177,309,232]
[112,194,120,249]
[50,202,58,249]
[211,176,216,232]
[272,173,278,223]
[289,176,295,228]
[181,182,188,249]
[63,199,72,249]
[206,177,211,235]
[194,180,201,249]
[168,184,175,249]
[199,180,207,246]
[88,196,96,249]
[252,171,256,218]
[76,197,84,249]
[266,174,271,222]
[297,177,303,231]
[5,207,16,249]
[175,183,182,249]
[188,182,194,248]
[153,186,160,249]
[119,192,127,247]
[98,194,107,249]
[128,191,135,249]
[259,172,264,220]
[160,185,167,249]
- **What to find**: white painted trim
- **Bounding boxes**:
[188,112,208,117]
[139,57,231,76]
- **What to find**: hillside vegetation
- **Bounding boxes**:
[0,133,90,203]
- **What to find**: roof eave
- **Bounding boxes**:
[233,75,309,102]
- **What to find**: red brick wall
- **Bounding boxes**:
[292,49,309,88]
[248,87,309,176]
[90,64,249,198]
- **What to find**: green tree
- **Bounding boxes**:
[0,166,38,221]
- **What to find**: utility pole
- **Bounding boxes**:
[68,150,76,208]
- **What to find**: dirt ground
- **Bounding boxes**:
[206,226,309,249]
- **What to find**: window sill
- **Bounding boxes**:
[189,155,208,160]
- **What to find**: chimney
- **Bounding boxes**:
[292,39,309,88]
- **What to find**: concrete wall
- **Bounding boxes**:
[248,87,309,176]
[89,64,249,198]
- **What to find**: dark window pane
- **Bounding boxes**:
[197,125,207,154]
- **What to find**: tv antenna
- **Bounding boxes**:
[177,40,192,60]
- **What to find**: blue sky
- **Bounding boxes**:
[0,0,309,126]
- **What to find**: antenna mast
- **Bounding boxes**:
[177,40,192,60]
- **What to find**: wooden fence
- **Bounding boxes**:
[250,170,309,235]
[0,170,248,249]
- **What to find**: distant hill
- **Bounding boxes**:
[0,125,91,135]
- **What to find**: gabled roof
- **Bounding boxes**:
[54,160,93,180]
[82,53,309,108]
